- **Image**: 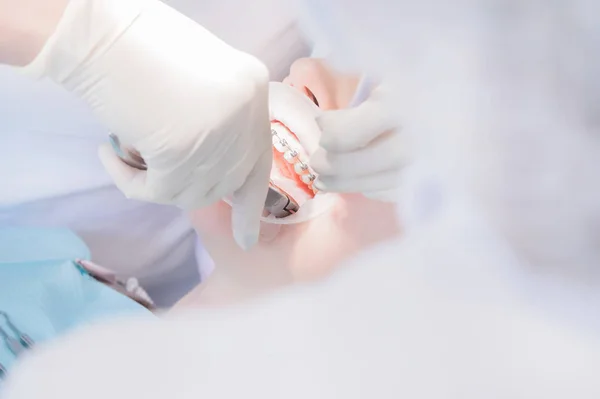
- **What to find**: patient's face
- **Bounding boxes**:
[177,58,399,308]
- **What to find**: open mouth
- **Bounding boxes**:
[270,120,318,208]
[259,82,337,225]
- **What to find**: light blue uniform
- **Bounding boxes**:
[0,228,152,372]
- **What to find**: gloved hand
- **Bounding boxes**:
[310,85,407,202]
[19,0,271,249]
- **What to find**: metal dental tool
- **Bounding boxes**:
[108,133,300,218]
[0,311,34,349]
[264,184,298,218]
[0,325,24,357]
[108,133,147,171]
[265,186,299,217]
[0,311,35,380]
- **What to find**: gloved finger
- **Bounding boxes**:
[97,143,147,200]
[317,95,397,153]
[259,222,282,243]
[171,181,219,211]
[363,187,402,203]
[230,149,272,250]
[313,168,402,194]
[268,82,323,155]
[170,166,224,211]
[144,156,212,207]
[310,130,406,177]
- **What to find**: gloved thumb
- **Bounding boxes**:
[317,88,397,153]
[98,143,146,200]
[230,150,272,250]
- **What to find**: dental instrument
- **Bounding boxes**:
[74,259,156,310]
[0,326,24,357]
[0,311,34,349]
[264,184,300,218]
[108,133,147,171]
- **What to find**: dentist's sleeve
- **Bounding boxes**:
[0,0,272,249]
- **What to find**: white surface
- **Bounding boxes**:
[4,200,600,398]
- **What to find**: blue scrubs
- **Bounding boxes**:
[0,228,152,372]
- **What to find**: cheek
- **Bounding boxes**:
[285,195,401,280]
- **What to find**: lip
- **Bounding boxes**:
[303,86,319,107]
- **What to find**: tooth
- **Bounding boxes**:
[301,174,316,184]
[273,139,286,152]
[284,150,298,162]
[294,162,308,174]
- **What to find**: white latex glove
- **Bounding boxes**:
[310,86,406,202]
[19,0,271,249]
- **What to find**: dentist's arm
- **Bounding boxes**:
[0,0,272,249]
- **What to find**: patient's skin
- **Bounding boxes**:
[173,59,400,308]
[283,58,361,110]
